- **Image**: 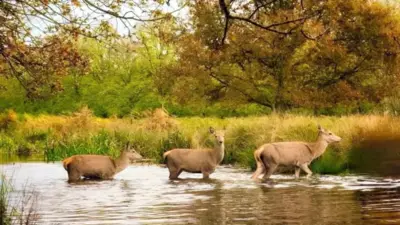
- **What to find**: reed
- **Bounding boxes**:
[1,108,400,174]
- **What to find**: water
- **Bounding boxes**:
[1,163,400,225]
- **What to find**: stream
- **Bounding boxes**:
[1,162,400,225]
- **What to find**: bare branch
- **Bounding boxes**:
[218,0,323,43]
[300,28,330,40]
[248,0,279,20]
[206,67,273,108]
[219,0,230,46]
[82,0,178,22]
[319,57,369,88]
[230,14,312,35]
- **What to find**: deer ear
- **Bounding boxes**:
[123,142,131,152]
[209,127,215,134]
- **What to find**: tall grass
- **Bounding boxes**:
[0,174,39,225]
[1,107,400,175]
[1,174,11,225]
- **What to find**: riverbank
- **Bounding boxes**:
[1,108,400,176]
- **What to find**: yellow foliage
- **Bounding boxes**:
[0,109,18,130]
[12,111,400,157]
[142,108,178,131]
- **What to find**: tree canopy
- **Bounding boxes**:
[157,0,400,111]
[1,0,400,116]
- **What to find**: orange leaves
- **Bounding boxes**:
[61,4,71,15]
[71,0,80,7]
[1,34,89,99]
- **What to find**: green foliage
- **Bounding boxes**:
[3,113,400,175]
[158,131,191,163]
[1,1,400,117]
[124,131,161,162]
[224,126,257,167]
[45,130,120,162]
[310,148,348,174]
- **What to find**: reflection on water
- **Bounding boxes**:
[1,163,400,225]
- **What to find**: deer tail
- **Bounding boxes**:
[62,157,73,171]
[163,151,170,161]
[255,148,268,170]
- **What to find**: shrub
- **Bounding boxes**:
[0,110,18,131]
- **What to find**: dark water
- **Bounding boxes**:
[1,163,400,225]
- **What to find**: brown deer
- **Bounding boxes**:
[62,147,142,182]
[163,127,225,179]
[251,125,341,180]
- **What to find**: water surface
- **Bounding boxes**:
[1,163,400,225]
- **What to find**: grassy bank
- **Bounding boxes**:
[1,108,400,175]
[1,174,11,225]
[0,173,39,225]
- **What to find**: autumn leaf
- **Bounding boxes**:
[71,0,80,7]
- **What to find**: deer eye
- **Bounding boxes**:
[329,133,332,135]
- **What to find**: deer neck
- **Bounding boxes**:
[213,142,225,164]
[311,136,329,159]
[114,152,130,174]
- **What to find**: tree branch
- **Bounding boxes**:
[319,57,368,88]
[218,0,323,44]
[248,0,279,20]
[219,0,230,46]
[229,14,312,35]
[82,0,179,22]
[207,69,273,108]
[0,52,29,92]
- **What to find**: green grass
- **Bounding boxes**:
[1,109,400,175]
[1,174,12,225]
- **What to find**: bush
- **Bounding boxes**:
[158,131,191,163]
[2,112,400,175]
[0,110,18,131]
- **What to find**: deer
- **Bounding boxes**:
[163,127,225,180]
[62,146,143,182]
[251,125,341,181]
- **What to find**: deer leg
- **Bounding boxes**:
[168,169,182,180]
[251,161,266,180]
[175,169,183,178]
[300,164,313,178]
[261,164,278,180]
[295,167,301,179]
[166,158,180,180]
[67,169,81,183]
[168,165,182,180]
[202,171,210,179]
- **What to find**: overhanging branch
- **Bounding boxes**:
[218,0,319,46]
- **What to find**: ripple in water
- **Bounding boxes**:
[1,163,400,225]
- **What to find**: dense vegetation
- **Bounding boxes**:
[1,0,400,175]
[1,0,400,117]
[1,108,399,175]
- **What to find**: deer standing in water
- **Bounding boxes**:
[163,127,225,179]
[62,146,142,182]
[251,125,341,180]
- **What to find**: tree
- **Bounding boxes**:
[0,0,182,99]
[157,0,400,111]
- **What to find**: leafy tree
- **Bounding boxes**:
[158,0,400,112]
[0,0,181,99]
